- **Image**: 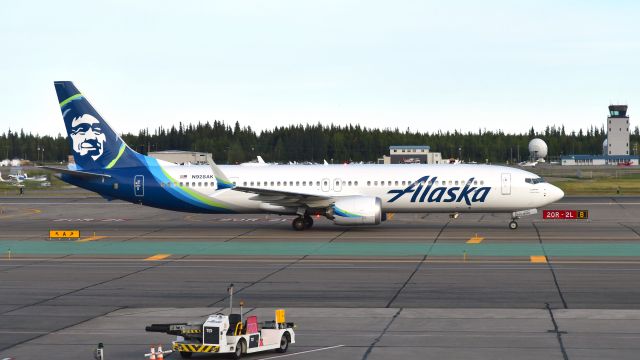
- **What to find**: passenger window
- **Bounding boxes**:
[303,181,306,186]
[180,182,183,186]
[323,181,327,186]
[193,182,196,187]
[198,182,202,187]
[395,181,398,186]
[374,181,378,186]
[355,181,358,186]
[289,181,293,186]
[480,180,484,185]
[348,181,352,186]
[455,181,458,185]
[296,181,300,186]
[367,181,371,186]
[249,182,253,186]
[402,181,406,185]
[473,181,477,185]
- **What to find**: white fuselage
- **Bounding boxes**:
[160,163,564,214]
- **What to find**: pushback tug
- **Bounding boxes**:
[146,308,295,359]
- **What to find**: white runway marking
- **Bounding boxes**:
[256,345,345,359]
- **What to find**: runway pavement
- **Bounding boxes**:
[1,195,640,359]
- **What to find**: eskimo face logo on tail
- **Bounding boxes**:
[69,114,106,160]
[387,176,491,205]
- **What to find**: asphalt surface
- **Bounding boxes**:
[1,195,640,359]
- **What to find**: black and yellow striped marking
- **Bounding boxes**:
[173,343,219,353]
[181,329,202,334]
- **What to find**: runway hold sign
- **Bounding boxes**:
[542,210,589,220]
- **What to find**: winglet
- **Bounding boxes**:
[206,154,234,189]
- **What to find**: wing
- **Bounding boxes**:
[232,186,334,208]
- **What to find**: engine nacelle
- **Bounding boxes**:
[328,196,383,225]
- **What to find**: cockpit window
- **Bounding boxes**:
[525,177,546,184]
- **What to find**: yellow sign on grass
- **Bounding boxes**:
[49,230,80,239]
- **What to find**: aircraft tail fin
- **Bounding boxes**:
[54,81,139,171]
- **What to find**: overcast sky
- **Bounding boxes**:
[1,0,639,136]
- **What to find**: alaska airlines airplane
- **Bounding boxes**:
[45,82,564,230]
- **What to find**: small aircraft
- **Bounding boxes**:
[9,173,48,182]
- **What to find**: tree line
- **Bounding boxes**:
[2,121,639,164]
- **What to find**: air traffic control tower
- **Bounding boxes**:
[607,105,630,155]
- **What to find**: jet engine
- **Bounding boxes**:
[327,196,384,225]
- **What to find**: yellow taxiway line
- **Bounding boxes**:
[530,255,548,263]
[466,234,485,244]
[76,236,108,243]
[145,254,171,261]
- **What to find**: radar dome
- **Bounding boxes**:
[528,138,548,161]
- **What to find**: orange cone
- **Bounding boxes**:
[157,345,164,360]
[149,347,156,360]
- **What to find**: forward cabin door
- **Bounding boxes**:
[501,173,511,195]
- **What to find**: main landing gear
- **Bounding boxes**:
[509,220,518,230]
[292,215,314,231]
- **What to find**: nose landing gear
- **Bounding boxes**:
[508,220,518,230]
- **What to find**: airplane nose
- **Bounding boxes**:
[549,184,564,202]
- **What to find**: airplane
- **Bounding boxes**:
[43,81,564,231]
[0,173,24,186]
[9,173,48,182]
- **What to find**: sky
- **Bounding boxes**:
[1,0,639,136]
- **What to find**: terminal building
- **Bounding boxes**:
[561,105,639,166]
[378,145,444,164]
[148,150,211,165]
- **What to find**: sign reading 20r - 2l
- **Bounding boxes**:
[542,210,589,220]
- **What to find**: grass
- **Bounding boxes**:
[549,176,640,195]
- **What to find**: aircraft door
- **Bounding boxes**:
[321,178,330,192]
[134,175,144,197]
[333,178,342,192]
[501,173,511,195]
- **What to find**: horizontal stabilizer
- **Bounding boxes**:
[39,166,111,179]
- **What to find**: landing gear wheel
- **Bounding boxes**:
[233,339,245,359]
[303,215,314,229]
[179,351,192,359]
[292,217,305,231]
[509,221,518,230]
[276,334,289,353]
